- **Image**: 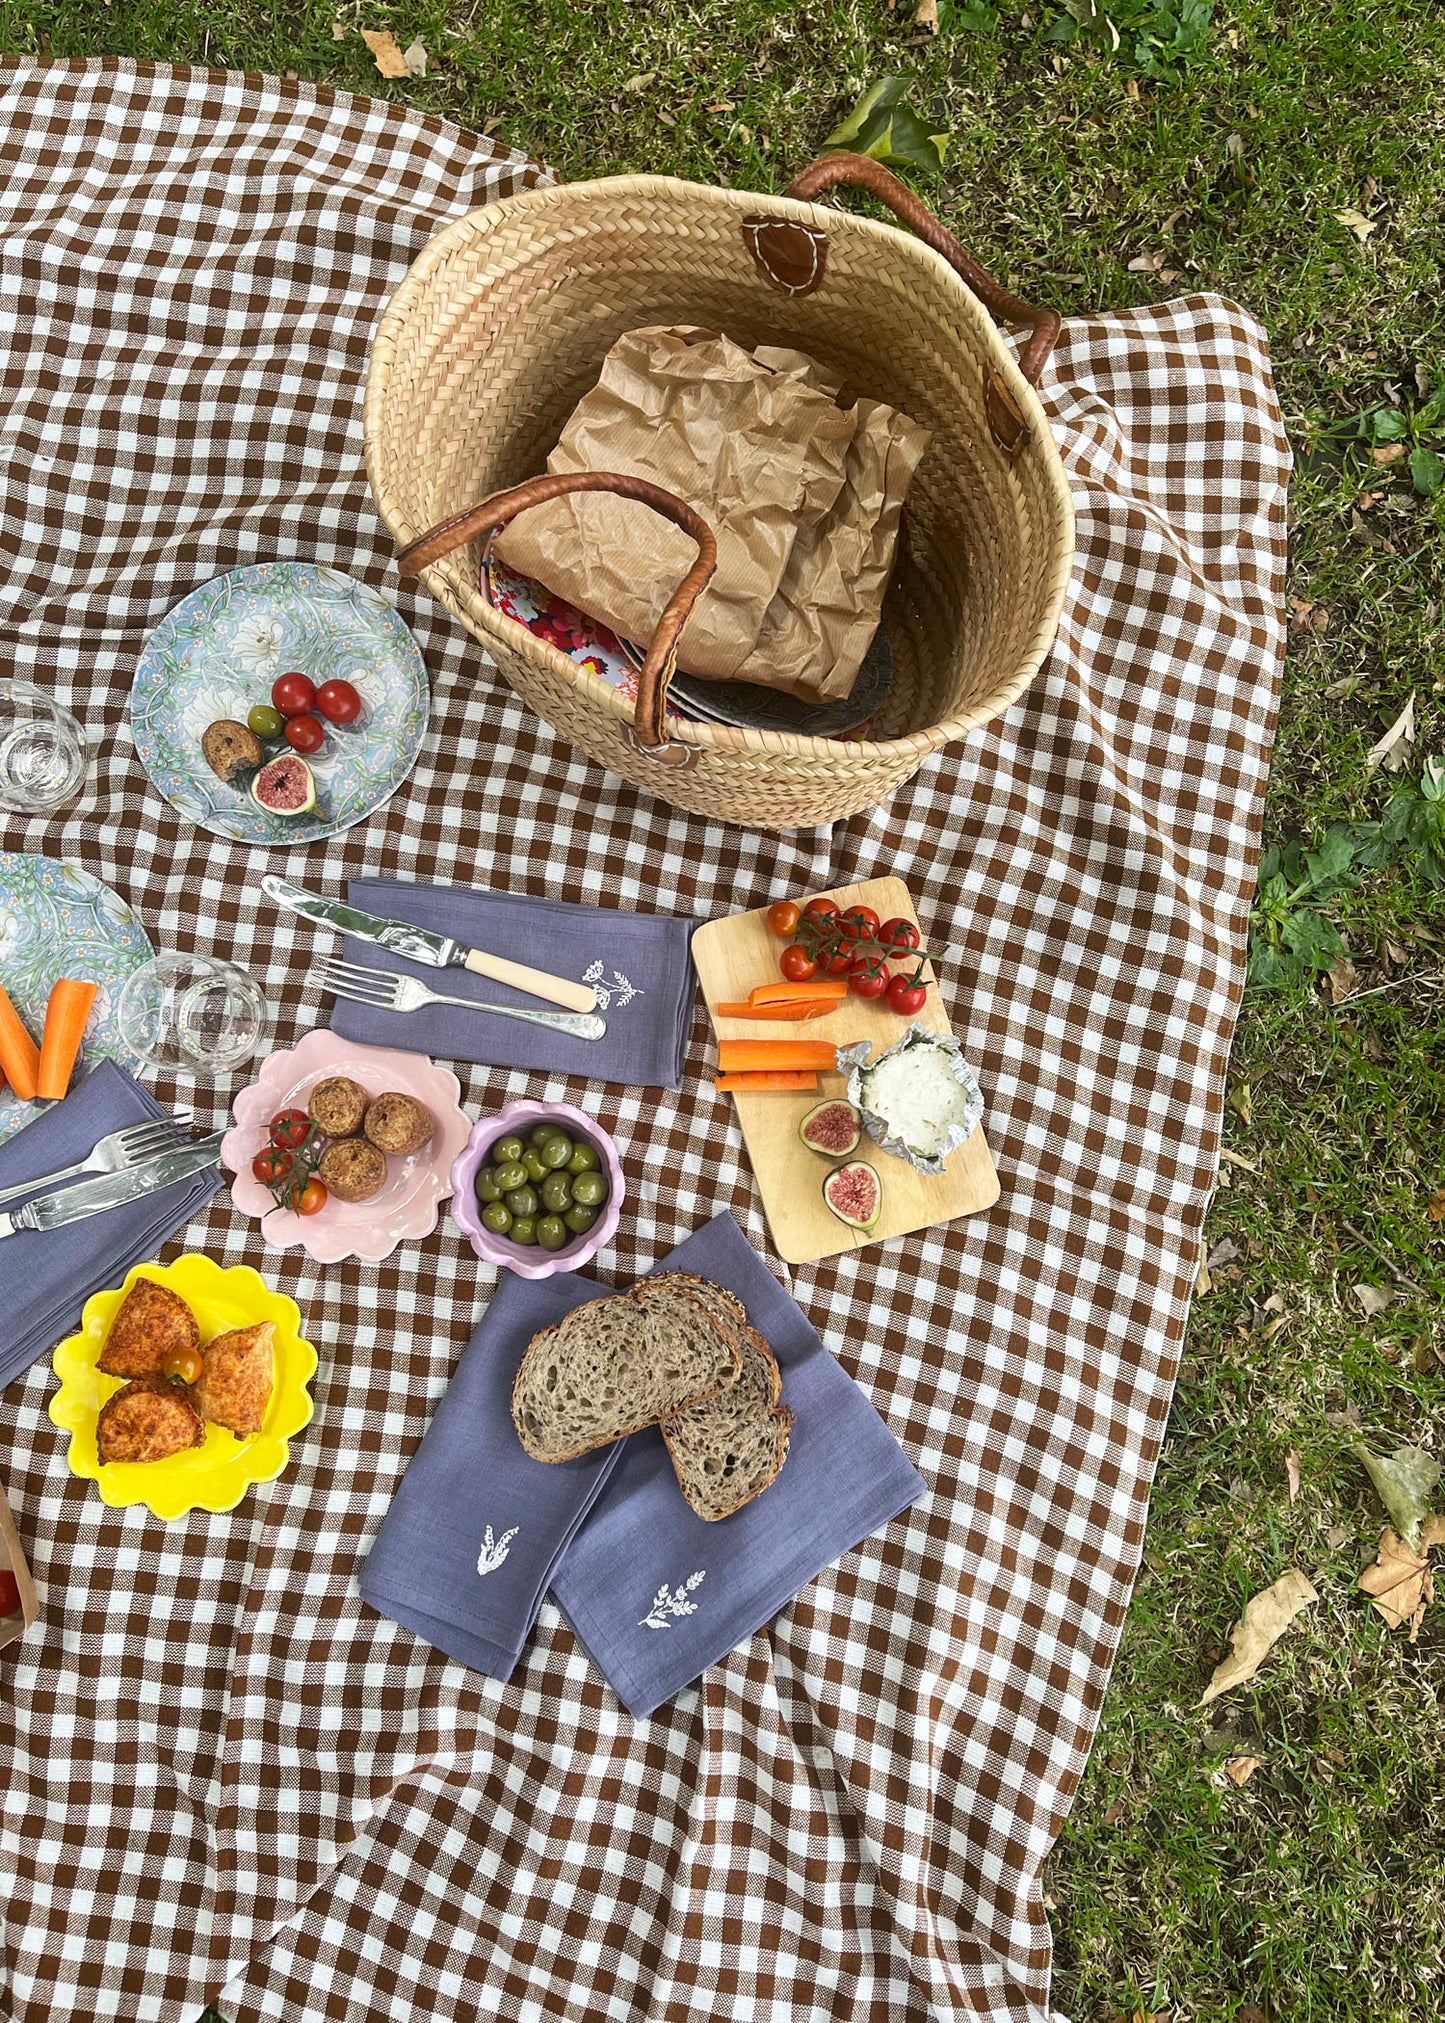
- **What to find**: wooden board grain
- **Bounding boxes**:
[693,877,999,1264]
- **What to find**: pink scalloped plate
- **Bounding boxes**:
[221,1027,471,1263]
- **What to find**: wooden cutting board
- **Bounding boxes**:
[692,877,999,1264]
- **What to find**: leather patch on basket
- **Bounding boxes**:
[742,217,828,297]
[984,368,1028,455]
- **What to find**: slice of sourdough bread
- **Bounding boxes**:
[661,1324,793,1521]
[512,1281,742,1463]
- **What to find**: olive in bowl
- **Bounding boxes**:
[449,1101,623,1279]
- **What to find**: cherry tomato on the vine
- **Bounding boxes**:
[823,946,852,976]
[801,896,839,922]
[842,906,880,940]
[269,1108,313,1150]
[848,963,889,1001]
[271,672,317,718]
[887,973,928,1016]
[252,1148,294,1186]
[292,1177,328,1216]
[878,917,920,955]
[161,1344,204,1386]
[767,899,801,940]
[779,943,818,983]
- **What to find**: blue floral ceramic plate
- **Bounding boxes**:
[129,563,430,845]
[0,855,153,1145]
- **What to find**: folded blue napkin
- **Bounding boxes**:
[358,1270,627,1679]
[329,878,697,1088]
[0,1059,222,1396]
[551,1213,927,1717]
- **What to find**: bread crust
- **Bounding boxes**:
[660,1324,792,1521]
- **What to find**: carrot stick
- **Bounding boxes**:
[716,1000,835,1021]
[717,1039,839,1074]
[36,979,98,1101]
[0,986,41,1101]
[715,1071,819,1093]
[748,979,848,1006]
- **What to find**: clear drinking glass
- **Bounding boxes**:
[115,954,270,1077]
[0,681,88,813]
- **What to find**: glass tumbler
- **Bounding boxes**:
[115,954,270,1077]
[0,681,88,813]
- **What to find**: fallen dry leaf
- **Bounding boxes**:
[1335,207,1377,243]
[1367,693,1415,771]
[361,28,409,78]
[1358,1527,1433,1638]
[1128,250,1168,273]
[1413,1337,1438,1374]
[1198,1569,1319,1706]
[914,0,940,29]
[1195,1259,1213,1296]
[1324,1522,1351,1550]
[1427,1187,1445,1223]
[1126,78,1141,102]
[1208,1236,1241,1269]
[1228,1082,1253,1125]
[332,19,347,38]
[1372,442,1408,465]
[1353,1441,1440,1548]
[1327,955,1359,1004]
[1352,1283,1394,1319]
[1286,1451,1302,1505]
[402,36,427,77]
[1262,1292,1285,1315]
[1223,1753,1265,1786]
[1221,1148,1258,1173]
[623,71,656,93]
[1324,676,1357,700]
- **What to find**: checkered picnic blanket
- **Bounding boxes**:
[0,58,1290,2023]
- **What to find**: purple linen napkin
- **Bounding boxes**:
[358,1270,627,1680]
[0,1059,223,1396]
[551,1213,927,1719]
[331,878,697,1088]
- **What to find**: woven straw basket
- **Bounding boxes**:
[365,154,1075,829]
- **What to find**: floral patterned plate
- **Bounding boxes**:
[129,561,430,845]
[0,855,152,1146]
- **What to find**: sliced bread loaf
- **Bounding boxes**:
[661,1324,793,1522]
[512,1281,742,1463]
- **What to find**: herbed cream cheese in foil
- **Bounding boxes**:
[836,1026,985,1176]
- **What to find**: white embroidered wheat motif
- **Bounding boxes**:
[476,1525,519,1577]
[640,1570,705,1630]
[581,959,642,1012]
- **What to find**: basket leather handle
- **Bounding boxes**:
[743,151,1060,454]
[396,473,718,760]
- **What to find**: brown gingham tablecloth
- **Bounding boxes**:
[0,59,1290,2023]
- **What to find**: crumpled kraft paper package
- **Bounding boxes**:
[495,327,930,702]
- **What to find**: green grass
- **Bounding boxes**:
[4,2,1444,2017]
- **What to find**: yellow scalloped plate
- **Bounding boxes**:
[48,1255,317,1520]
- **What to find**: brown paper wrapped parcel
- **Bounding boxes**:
[495,326,930,703]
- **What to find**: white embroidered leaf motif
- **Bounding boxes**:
[582,959,605,984]
[476,1524,520,1576]
[610,969,641,1007]
[640,1570,706,1629]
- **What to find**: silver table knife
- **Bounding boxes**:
[0,1133,225,1238]
[261,875,598,1015]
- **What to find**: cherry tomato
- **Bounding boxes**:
[285,713,325,754]
[823,946,852,976]
[0,1568,20,1618]
[878,917,920,955]
[316,679,362,726]
[887,973,928,1016]
[252,1148,294,1186]
[801,897,839,922]
[293,1176,328,1216]
[767,899,801,940]
[269,1108,313,1150]
[842,905,880,940]
[271,672,317,717]
[848,962,889,1000]
[779,943,817,983]
[161,1343,204,1386]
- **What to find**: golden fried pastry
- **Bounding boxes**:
[308,1075,370,1138]
[318,1137,388,1203]
[194,1321,275,1437]
[97,1277,201,1381]
[97,1379,206,1464]
[363,1091,435,1156]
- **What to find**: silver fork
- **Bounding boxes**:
[0,1114,192,1210]
[319,960,608,1041]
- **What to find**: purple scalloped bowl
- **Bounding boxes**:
[449,1100,623,1279]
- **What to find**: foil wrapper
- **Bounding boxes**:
[836,1025,985,1177]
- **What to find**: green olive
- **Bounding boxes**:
[564,1203,598,1234]
[510,1215,538,1246]
[475,1168,500,1203]
[505,1184,539,1219]
[522,1150,549,1183]
[540,1134,574,1170]
[570,1170,607,1209]
[567,1142,601,1174]
[529,1123,565,1147]
[540,1172,573,1213]
[247,703,285,740]
[493,1160,527,1193]
[536,1214,569,1252]
[481,1200,512,1235]
[493,1135,526,1166]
